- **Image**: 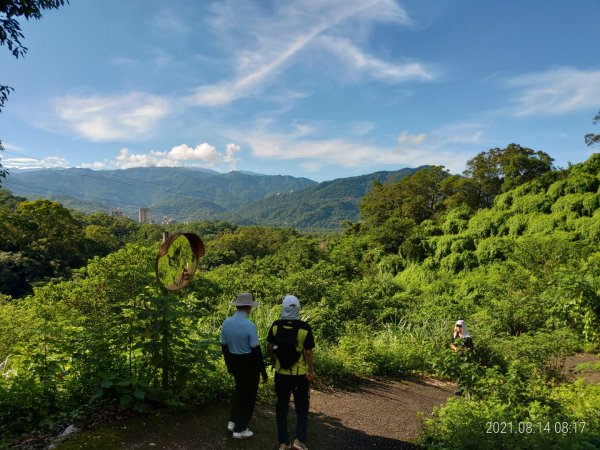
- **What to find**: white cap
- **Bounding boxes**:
[282,294,300,308]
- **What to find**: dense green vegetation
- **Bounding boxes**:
[0,148,599,448]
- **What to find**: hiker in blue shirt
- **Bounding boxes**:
[221,292,268,439]
[267,295,315,450]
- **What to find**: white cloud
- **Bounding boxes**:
[394,123,485,172]
[507,67,600,117]
[352,121,376,136]
[110,56,138,66]
[190,0,424,106]
[151,9,192,35]
[189,28,323,106]
[80,161,106,170]
[224,143,241,166]
[53,92,172,142]
[236,120,485,174]
[4,156,69,170]
[317,36,435,83]
[168,143,220,161]
[1,142,24,152]
[398,131,427,145]
[113,143,241,170]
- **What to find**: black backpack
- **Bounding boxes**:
[272,321,302,370]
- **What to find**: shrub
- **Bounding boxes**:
[511,193,553,214]
[493,191,513,210]
[547,173,598,199]
[467,210,509,239]
[0,373,53,436]
[421,378,600,450]
[441,207,472,234]
[526,214,561,235]
[505,214,529,236]
[475,237,514,264]
[582,192,600,216]
[440,251,478,273]
[551,193,594,216]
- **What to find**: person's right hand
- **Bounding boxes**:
[306,371,316,383]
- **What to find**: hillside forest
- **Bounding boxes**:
[0,145,599,449]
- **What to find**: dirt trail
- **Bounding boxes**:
[43,354,600,449]
[58,377,456,450]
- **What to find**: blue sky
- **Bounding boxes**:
[1,0,599,182]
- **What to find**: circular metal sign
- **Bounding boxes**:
[155,232,205,292]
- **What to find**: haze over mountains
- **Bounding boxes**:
[4,166,420,229]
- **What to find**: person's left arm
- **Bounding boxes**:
[221,326,234,372]
[250,324,268,382]
[251,345,268,382]
[304,325,316,382]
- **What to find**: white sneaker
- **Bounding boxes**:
[232,428,253,439]
[227,421,235,432]
[291,439,308,450]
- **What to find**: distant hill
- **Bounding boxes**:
[3,166,420,229]
[223,168,422,229]
[4,167,315,219]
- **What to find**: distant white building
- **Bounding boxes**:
[139,208,153,224]
[109,208,124,218]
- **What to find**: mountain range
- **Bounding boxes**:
[3,166,420,230]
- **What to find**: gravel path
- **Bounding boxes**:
[58,377,456,450]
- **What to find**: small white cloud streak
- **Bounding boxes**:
[80,161,106,170]
[393,127,481,173]
[4,156,69,170]
[53,93,172,142]
[317,36,435,82]
[507,67,600,117]
[113,143,241,170]
[398,131,427,145]
[1,142,25,152]
[151,9,192,35]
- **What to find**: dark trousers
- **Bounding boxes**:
[275,373,310,444]
[228,354,260,432]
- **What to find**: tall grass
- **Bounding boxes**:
[314,317,453,381]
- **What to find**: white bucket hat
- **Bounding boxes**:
[230,292,260,307]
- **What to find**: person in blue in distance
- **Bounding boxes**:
[221,292,268,439]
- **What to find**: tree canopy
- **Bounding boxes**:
[584,109,600,147]
[464,143,554,207]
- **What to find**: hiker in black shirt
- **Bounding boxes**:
[267,295,315,450]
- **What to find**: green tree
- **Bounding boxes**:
[0,141,7,186]
[15,199,85,276]
[360,166,450,226]
[496,143,554,191]
[1,0,69,185]
[584,109,600,147]
[440,175,480,212]
[464,144,553,207]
